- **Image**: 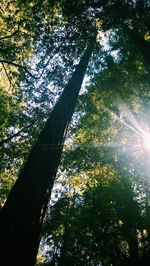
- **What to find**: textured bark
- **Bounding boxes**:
[123,24,150,68]
[0,38,95,266]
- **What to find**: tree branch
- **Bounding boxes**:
[0,60,38,79]
[1,62,14,90]
[38,47,60,79]
[0,123,34,146]
[0,47,61,81]
[0,27,20,41]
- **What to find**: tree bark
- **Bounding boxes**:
[0,37,95,266]
[122,24,150,69]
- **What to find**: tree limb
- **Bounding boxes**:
[0,123,34,146]
[0,60,38,79]
[0,27,20,41]
[1,62,14,90]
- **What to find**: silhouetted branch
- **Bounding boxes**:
[0,27,20,41]
[1,62,14,90]
[0,123,34,146]
[0,60,38,79]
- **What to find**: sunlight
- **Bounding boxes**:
[102,101,150,163]
[142,133,150,150]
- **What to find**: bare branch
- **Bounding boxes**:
[0,60,38,79]
[0,123,34,146]
[0,47,60,81]
[38,47,60,79]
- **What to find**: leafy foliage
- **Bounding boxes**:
[0,1,150,265]
[40,50,150,265]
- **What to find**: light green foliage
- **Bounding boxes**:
[0,170,17,207]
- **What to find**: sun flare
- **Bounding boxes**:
[142,133,150,151]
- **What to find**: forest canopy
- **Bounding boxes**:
[0,1,150,266]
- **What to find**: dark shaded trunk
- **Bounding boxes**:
[0,38,95,266]
[128,228,139,265]
[122,24,150,68]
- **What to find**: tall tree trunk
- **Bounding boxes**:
[122,24,150,68]
[0,37,95,266]
[58,198,70,266]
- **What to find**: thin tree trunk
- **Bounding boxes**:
[0,37,95,266]
[122,24,150,68]
[58,197,70,266]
